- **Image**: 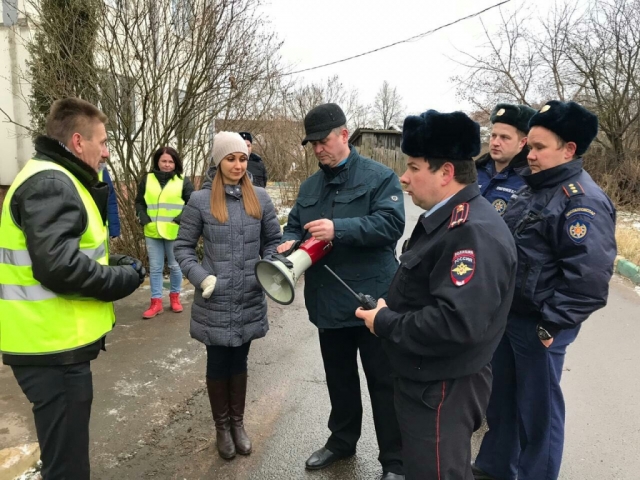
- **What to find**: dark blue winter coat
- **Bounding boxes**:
[100,167,121,238]
[502,158,617,336]
[281,145,405,329]
[476,148,528,216]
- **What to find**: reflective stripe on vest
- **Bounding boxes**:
[0,159,115,355]
[143,174,184,240]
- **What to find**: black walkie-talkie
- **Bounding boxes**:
[324,265,378,310]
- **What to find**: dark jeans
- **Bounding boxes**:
[11,362,93,480]
[395,365,492,480]
[318,326,403,475]
[206,342,252,380]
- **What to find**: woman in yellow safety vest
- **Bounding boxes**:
[135,147,194,318]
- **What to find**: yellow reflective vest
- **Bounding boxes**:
[0,159,115,355]
[143,174,184,240]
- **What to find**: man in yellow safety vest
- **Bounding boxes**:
[0,98,145,479]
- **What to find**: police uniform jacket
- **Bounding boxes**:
[476,148,528,215]
[281,145,405,329]
[375,184,517,382]
[502,158,616,336]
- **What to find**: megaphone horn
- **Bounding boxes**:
[255,237,333,305]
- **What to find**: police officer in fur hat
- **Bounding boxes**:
[476,103,536,215]
[473,101,617,480]
[356,110,518,480]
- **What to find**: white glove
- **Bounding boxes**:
[201,275,217,299]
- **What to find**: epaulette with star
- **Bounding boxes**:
[449,202,470,229]
[562,182,585,198]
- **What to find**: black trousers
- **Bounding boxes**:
[11,362,93,480]
[205,342,252,380]
[319,326,403,474]
[394,364,492,480]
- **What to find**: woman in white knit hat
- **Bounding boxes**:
[174,132,282,459]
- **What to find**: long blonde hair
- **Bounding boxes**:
[210,170,262,223]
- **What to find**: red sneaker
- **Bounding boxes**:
[142,298,164,319]
[169,293,183,313]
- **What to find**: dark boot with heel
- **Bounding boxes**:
[206,378,236,459]
[229,372,252,455]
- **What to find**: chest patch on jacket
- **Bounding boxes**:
[449,203,470,229]
[451,250,475,286]
[492,198,507,215]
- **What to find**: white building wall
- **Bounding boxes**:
[0,0,33,186]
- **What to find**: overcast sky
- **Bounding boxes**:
[260,0,576,115]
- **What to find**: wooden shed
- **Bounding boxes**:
[349,128,405,176]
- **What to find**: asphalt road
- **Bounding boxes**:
[1,194,639,479]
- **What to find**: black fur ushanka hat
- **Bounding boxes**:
[401,110,481,160]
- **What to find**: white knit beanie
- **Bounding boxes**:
[212,131,249,167]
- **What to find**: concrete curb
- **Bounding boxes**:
[0,443,39,480]
[615,255,640,284]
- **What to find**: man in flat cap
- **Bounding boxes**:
[277,103,406,478]
[238,131,268,187]
[476,103,536,215]
[473,101,617,480]
[355,109,518,479]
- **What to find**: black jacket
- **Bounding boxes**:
[247,153,267,188]
[375,184,517,382]
[502,159,616,336]
[134,171,194,226]
[3,136,141,366]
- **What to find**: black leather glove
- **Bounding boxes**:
[131,262,146,285]
[126,258,146,285]
[138,213,152,226]
[109,254,137,266]
[109,255,146,285]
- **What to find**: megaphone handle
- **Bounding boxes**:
[281,240,301,257]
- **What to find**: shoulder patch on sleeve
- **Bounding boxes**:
[451,249,475,286]
[562,182,585,198]
[449,203,470,229]
[566,217,590,244]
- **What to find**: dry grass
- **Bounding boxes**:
[616,226,640,266]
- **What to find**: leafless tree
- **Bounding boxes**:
[452,0,640,205]
[373,80,404,129]
[15,0,285,257]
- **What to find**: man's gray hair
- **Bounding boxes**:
[331,124,349,136]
